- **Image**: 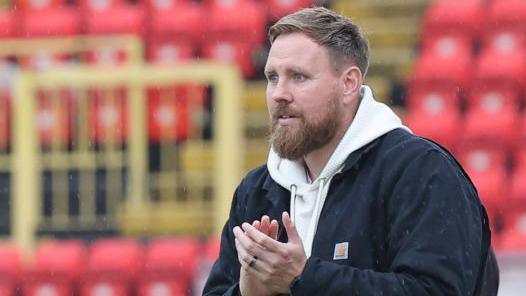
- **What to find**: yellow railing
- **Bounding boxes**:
[8,63,244,254]
[0,35,143,67]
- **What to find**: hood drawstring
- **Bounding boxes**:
[290,184,298,223]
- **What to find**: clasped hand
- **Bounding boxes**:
[233,212,307,295]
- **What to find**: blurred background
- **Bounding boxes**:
[0,0,525,295]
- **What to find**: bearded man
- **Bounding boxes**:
[204,7,498,296]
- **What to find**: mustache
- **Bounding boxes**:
[271,103,302,119]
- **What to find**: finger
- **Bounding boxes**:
[260,215,270,236]
[241,222,282,253]
[235,238,245,263]
[252,220,261,230]
[235,238,268,274]
[269,219,279,240]
[283,211,301,244]
[234,225,266,260]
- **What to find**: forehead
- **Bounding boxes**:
[265,33,332,72]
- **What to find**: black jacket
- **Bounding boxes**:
[203,129,498,295]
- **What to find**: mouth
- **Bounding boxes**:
[275,114,298,126]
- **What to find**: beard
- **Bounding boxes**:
[269,96,342,160]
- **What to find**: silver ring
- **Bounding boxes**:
[248,256,258,268]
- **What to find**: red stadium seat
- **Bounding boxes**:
[0,243,21,296]
[147,86,192,143]
[206,0,266,48]
[421,34,473,59]
[88,88,128,144]
[507,160,526,238]
[507,168,526,221]
[14,0,63,11]
[202,38,257,78]
[467,87,518,113]
[473,49,526,103]
[457,144,507,175]
[36,90,73,147]
[483,0,526,51]
[499,226,526,252]
[146,2,203,65]
[146,36,196,64]
[405,87,459,116]
[408,49,473,100]
[469,170,508,216]
[457,144,508,213]
[137,238,199,296]
[266,0,312,21]
[205,237,220,261]
[20,7,80,37]
[404,109,460,151]
[23,241,87,296]
[519,117,526,152]
[422,0,482,47]
[145,0,192,9]
[0,9,15,37]
[81,0,145,35]
[193,237,220,295]
[462,105,520,152]
[515,149,526,171]
[81,239,143,296]
[147,1,204,44]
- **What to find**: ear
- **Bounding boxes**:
[341,65,363,105]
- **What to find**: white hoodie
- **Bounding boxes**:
[267,85,412,257]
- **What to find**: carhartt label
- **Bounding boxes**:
[333,242,349,260]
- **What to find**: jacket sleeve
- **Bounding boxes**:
[203,185,245,295]
[290,150,490,296]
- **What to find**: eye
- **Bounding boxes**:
[267,74,278,83]
[293,73,306,81]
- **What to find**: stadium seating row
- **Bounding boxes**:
[0,0,313,77]
[0,237,219,296]
[408,0,526,251]
[405,100,526,152]
[0,84,207,148]
[422,0,526,54]
[410,0,526,110]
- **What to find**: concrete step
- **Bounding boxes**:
[359,17,421,48]
[333,0,430,19]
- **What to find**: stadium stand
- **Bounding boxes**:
[407,0,526,257]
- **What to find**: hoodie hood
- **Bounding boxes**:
[267,85,412,257]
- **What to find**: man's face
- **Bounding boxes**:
[265,33,344,160]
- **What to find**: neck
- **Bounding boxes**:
[303,135,341,180]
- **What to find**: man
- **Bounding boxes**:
[204,7,498,296]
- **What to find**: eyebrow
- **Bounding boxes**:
[264,69,276,77]
[264,66,307,77]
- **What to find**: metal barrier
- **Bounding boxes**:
[0,35,143,68]
[8,63,243,254]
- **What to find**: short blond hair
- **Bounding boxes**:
[269,7,369,77]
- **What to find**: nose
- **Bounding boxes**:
[269,80,293,103]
